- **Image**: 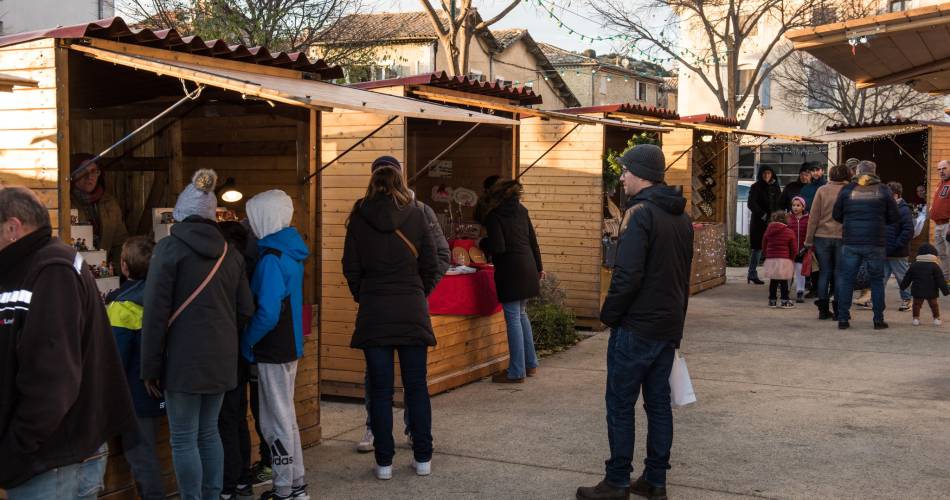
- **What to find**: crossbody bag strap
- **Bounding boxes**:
[168,241,228,327]
[394,229,419,258]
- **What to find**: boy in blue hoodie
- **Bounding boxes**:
[242,190,310,500]
[106,236,165,500]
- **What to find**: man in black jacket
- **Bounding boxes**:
[577,145,694,500]
[833,161,900,330]
[0,186,137,497]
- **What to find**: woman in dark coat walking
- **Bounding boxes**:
[479,180,544,383]
[747,165,783,284]
[342,165,440,480]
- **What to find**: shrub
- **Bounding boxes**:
[528,273,578,352]
[727,234,750,267]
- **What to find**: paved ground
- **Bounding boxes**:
[300,268,950,499]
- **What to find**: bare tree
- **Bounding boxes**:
[591,0,832,129]
[418,0,521,76]
[120,0,363,53]
[776,51,944,125]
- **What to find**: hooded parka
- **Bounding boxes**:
[748,166,783,251]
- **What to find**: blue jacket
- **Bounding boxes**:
[799,176,826,210]
[833,174,900,247]
[885,199,914,257]
[241,227,309,363]
[107,280,165,418]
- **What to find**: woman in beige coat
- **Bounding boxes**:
[805,164,851,320]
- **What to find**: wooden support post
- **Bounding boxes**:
[169,121,184,195]
[55,43,71,240]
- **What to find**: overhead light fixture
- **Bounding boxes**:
[215,176,244,203]
[701,134,714,142]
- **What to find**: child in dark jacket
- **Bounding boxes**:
[788,196,811,303]
[900,244,950,326]
[106,236,165,500]
[762,211,797,308]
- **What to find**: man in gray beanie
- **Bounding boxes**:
[578,144,694,500]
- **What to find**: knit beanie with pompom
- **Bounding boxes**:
[173,169,218,221]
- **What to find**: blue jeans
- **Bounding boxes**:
[605,328,676,488]
[364,346,433,466]
[884,257,911,301]
[165,391,226,500]
[837,245,886,323]
[502,300,539,379]
[6,443,108,500]
[124,416,165,500]
[813,237,842,303]
[364,371,411,435]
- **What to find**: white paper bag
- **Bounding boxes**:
[670,350,696,408]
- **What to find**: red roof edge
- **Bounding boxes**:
[0,17,344,79]
[558,102,679,121]
[680,113,739,127]
[349,71,543,105]
[826,118,923,131]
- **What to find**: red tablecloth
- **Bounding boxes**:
[428,268,501,316]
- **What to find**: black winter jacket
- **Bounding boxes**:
[747,166,782,251]
[833,174,900,247]
[343,196,440,348]
[600,185,694,342]
[900,255,950,299]
[0,227,137,488]
[142,217,254,394]
[480,192,543,304]
[418,200,451,286]
[780,180,806,210]
[885,199,914,257]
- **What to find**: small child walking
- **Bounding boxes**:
[788,196,810,303]
[106,236,166,500]
[762,210,797,308]
[899,243,950,326]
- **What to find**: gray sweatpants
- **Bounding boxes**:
[258,361,305,496]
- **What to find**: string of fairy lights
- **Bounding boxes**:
[529,0,730,67]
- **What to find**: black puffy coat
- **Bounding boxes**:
[141,217,255,394]
[900,255,950,299]
[343,196,440,349]
[479,185,543,304]
[600,185,694,342]
[747,166,782,250]
[885,199,914,257]
[833,174,900,247]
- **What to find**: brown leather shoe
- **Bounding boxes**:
[491,372,524,383]
[527,367,537,377]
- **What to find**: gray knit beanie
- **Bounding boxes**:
[173,169,218,221]
[617,144,665,183]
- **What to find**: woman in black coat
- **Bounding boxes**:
[747,165,782,284]
[342,165,440,480]
[479,180,543,383]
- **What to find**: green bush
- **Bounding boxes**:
[727,234,751,267]
[527,273,578,352]
[527,302,578,352]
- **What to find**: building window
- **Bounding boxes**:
[599,76,608,95]
[759,63,771,109]
[889,0,909,12]
[637,82,647,101]
[806,66,834,109]
[736,69,754,101]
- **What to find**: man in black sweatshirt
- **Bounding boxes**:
[0,186,137,497]
[578,145,694,500]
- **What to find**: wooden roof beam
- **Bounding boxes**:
[856,55,950,88]
[791,12,950,50]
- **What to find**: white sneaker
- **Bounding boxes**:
[356,429,373,453]
[935,318,942,326]
[913,318,920,326]
[410,459,431,476]
[374,464,392,480]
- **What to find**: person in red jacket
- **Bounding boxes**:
[762,211,797,308]
[930,160,950,279]
[788,196,810,303]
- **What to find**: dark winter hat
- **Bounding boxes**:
[917,243,938,257]
[617,144,665,183]
[371,155,401,172]
[70,152,98,181]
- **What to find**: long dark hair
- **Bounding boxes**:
[361,166,413,208]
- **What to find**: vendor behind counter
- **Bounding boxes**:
[70,153,129,271]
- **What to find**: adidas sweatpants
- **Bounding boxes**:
[258,361,305,496]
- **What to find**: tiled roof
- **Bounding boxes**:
[538,42,589,65]
[826,118,923,131]
[537,42,669,81]
[681,114,740,127]
[559,103,680,121]
[351,71,543,105]
[316,11,499,48]
[0,17,343,79]
[491,29,527,49]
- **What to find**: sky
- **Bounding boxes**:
[377,0,619,55]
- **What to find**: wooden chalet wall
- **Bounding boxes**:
[661,127,693,205]
[0,39,62,232]
[519,118,603,320]
[320,96,406,395]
